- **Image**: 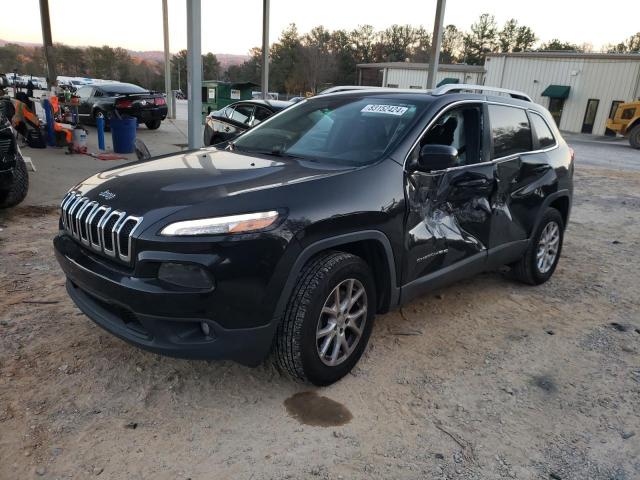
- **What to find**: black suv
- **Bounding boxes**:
[54,85,574,385]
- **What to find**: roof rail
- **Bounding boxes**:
[431,84,532,102]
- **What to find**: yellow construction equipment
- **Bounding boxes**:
[606,100,640,149]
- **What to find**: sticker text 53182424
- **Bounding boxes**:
[361,104,409,116]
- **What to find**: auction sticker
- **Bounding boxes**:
[361,104,408,116]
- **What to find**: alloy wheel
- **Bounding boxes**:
[316,278,368,367]
[536,221,560,274]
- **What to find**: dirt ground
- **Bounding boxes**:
[1,164,639,480]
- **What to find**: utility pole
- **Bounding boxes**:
[186,0,202,149]
[261,0,270,99]
[427,0,446,89]
[162,0,174,118]
[39,0,57,90]
[177,57,181,94]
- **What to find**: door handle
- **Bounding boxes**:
[453,178,489,188]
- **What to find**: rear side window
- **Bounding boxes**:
[530,113,556,149]
[489,105,532,159]
[253,106,272,125]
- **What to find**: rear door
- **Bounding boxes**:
[403,102,495,286]
[487,103,553,264]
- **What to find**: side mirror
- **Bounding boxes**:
[413,144,458,172]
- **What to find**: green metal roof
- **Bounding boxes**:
[436,77,460,87]
[541,85,571,99]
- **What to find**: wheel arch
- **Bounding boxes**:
[533,190,572,235]
[273,231,400,321]
[624,116,640,135]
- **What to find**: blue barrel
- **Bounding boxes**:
[110,117,137,153]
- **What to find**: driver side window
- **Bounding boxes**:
[409,104,483,168]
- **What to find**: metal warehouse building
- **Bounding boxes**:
[357,62,485,90]
[484,52,640,135]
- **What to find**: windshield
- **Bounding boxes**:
[232,95,427,165]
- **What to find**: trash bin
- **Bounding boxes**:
[110,117,137,154]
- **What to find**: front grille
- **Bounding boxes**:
[60,192,143,263]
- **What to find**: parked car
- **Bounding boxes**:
[0,110,29,208]
[54,85,574,385]
[75,82,168,130]
[203,99,291,145]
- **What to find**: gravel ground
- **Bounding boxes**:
[1,164,639,480]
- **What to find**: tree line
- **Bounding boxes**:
[1,13,639,95]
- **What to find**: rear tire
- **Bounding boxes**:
[274,251,376,386]
[0,154,29,209]
[629,124,640,149]
[509,208,564,285]
[145,119,161,130]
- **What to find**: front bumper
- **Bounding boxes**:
[54,233,278,365]
[117,106,168,123]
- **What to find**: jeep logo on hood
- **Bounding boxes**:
[98,190,116,200]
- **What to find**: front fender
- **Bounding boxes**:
[270,230,400,322]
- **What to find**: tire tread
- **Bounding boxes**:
[274,251,356,382]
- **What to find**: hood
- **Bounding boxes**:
[71,148,355,217]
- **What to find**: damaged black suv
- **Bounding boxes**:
[54,85,573,385]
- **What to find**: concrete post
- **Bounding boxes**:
[261,0,270,99]
[162,0,174,119]
[186,0,202,149]
[427,0,446,89]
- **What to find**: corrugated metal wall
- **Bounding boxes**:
[485,56,640,135]
[384,69,484,89]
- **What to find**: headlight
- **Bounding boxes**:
[160,211,280,236]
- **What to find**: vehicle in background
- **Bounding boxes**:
[252,91,279,100]
[606,100,640,149]
[75,82,168,130]
[54,84,574,385]
[203,99,291,145]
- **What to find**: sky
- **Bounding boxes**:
[2,0,639,55]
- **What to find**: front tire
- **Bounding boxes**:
[274,251,376,386]
[510,207,564,285]
[145,119,161,130]
[629,124,640,149]
[0,154,29,208]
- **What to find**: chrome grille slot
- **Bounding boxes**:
[78,201,98,245]
[101,211,126,256]
[89,206,110,250]
[59,192,143,264]
[116,217,143,262]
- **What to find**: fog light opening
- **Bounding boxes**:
[201,321,211,337]
[157,262,214,290]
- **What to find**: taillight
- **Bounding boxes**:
[569,148,575,162]
[116,99,133,109]
[154,97,166,106]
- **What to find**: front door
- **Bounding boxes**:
[581,99,600,134]
[75,86,94,122]
[403,103,494,287]
[212,103,254,143]
[548,98,565,127]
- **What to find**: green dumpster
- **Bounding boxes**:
[201,81,257,122]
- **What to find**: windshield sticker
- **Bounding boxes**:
[361,104,408,116]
